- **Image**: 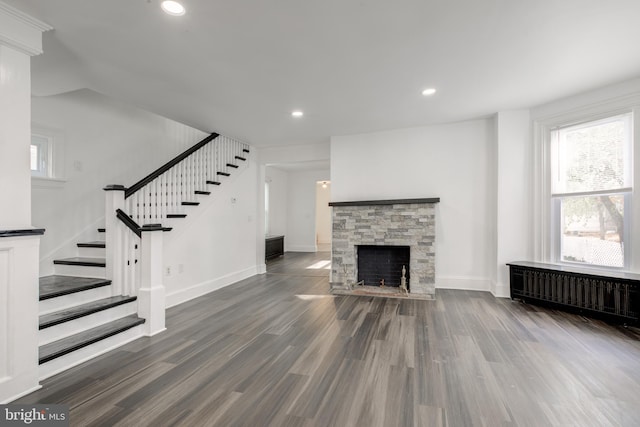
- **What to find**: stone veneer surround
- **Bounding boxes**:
[330,199,438,298]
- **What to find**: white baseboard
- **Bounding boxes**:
[165,265,258,308]
[1,385,42,404]
[257,263,267,274]
[286,245,317,252]
[436,276,491,292]
[491,281,510,299]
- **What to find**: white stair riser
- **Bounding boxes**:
[39,302,138,346]
[77,247,106,258]
[39,324,145,380]
[54,264,106,279]
[39,286,113,315]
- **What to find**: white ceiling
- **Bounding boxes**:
[9,0,640,147]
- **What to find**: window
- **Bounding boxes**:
[31,133,51,177]
[551,113,632,268]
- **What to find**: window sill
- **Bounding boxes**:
[32,176,67,189]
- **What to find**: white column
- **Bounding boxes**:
[0,1,52,403]
[138,225,166,336]
[104,185,126,295]
[494,110,532,298]
[256,163,267,274]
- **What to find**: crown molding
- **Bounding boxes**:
[0,2,52,32]
[0,1,52,56]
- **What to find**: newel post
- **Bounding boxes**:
[104,185,126,296]
[139,224,166,336]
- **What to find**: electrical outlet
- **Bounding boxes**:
[166,266,171,276]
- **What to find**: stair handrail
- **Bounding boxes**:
[125,132,219,199]
[115,208,142,237]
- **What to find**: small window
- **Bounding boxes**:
[550,113,632,268]
[31,134,52,177]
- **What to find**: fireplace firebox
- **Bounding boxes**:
[357,245,410,288]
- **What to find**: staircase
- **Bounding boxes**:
[38,229,144,379]
[37,133,250,379]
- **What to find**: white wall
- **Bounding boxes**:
[494,110,531,297]
[286,169,330,252]
[315,181,332,244]
[259,142,331,254]
[331,120,495,291]
[259,142,330,165]
[31,89,208,275]
[164,157,258,306]
[265,166,289,237]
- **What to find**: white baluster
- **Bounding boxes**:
[197,149,201,189]
[210,141,215,181]
[187,155,192,201]
[160,173,166,222]
[171,166,176,213]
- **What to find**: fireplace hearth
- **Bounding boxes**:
[329,198,439,298]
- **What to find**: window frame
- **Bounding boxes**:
[545,110,634,271]
[30,124,66,189]
[30,133,52,178]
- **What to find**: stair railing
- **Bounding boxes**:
[124,134,249,225]
[104,133,250,335]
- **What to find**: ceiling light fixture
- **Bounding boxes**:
[161,1,186,16]
[422,88,437,96]
[291,111,304,117]
[322,181,328,189]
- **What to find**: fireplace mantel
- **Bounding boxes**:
[329,197,439,207]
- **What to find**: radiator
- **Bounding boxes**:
[508,261,640,324]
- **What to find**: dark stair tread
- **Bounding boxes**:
[98,228,105,233]
[235,156,246,161]
[39,315,145,364]
[194,190,211,195]
[39,276,111,301]
[39,296,137,330]
[77,241,106,248]
[181,201,200,206]
[53,257,106,267]
[243,148,250,153]
[167,214,187,218]
[217,172,231,177]
[226,163,239,168]
[206,180,221,185]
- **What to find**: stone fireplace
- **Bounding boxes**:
[329,198,439,298]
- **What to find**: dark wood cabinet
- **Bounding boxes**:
[265,235,284,260]
[508,261,640,324]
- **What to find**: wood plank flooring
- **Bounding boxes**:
[16,252,640,426]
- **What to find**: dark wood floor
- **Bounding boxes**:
[18,252,640,426]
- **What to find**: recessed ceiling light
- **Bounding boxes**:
[422,88,437,96]
[161,1,186,16]
[291,111,304,117]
